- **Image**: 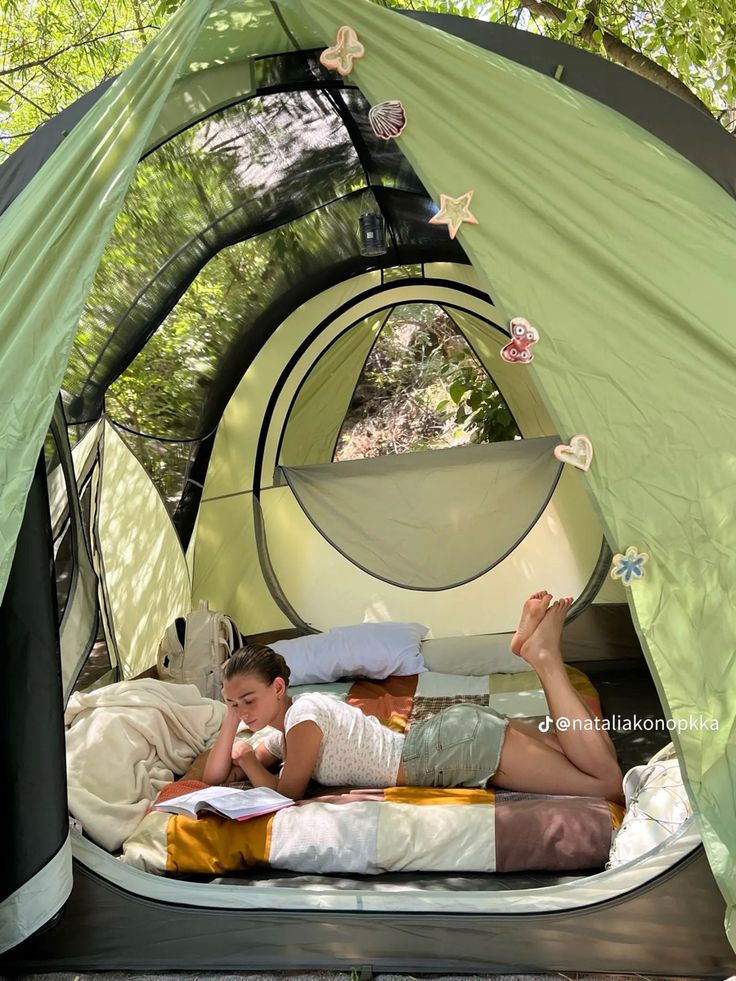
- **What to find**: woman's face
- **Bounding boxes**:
[222,672,282,730]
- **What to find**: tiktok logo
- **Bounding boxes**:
[538,716,553,732]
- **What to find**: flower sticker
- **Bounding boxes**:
[319,26,365,77]
[611,547,649,586]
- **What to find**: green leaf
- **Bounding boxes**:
[157,0,183,14]
[449,380,467,404]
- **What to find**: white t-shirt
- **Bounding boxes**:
[262,692,404,787]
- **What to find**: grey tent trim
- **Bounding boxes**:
[4,12,736,219]
[0,836,72,955]
[566,537,613,626]
[68,818,703,913]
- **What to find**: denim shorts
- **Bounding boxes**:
[401,703,509,788]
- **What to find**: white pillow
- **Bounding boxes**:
[270,622,428,686]
[421,634,530,675]
[607,743,694,869]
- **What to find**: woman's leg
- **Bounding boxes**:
[488,598,624,802]
[510,592,618,764]
[517,598,621,780]
[489,724,624,803]
[507,718,565,753]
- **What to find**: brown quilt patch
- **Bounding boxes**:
[409,693,489,724]
[494,795,617,872]
[347,674,418,726]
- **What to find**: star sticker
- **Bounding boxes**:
[428,190,478,240]
[319,26,365,77]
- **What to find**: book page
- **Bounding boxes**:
[154,785,293,819]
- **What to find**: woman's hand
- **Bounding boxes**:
[225,704,242,729]
[231,739,254,769]
[203,704,245,785]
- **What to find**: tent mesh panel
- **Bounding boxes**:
[64,53,461,437]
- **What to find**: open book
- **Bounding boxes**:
[153,785,294,821]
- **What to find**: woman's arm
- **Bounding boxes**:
[202,706,241,785]
[229,740,280,782]
[234,721,322,800]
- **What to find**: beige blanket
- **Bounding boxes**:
[65,679,225,850]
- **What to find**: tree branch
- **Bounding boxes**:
[518,0,712,115]
[1,26,157,78]
[40,61,86,95]
[0,77,53,116]
[130,0,151,42]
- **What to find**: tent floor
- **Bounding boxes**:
[198,659,667,893]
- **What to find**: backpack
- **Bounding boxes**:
[156,600,242,700]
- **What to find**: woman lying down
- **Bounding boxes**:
[203,593,625,806]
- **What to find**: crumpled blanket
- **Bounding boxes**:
[65,678,225,850]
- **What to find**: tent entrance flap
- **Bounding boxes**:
[278,436,563,590]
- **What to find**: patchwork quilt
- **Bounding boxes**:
[122,666,623,876]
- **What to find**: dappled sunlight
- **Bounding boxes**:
[97,422,190,678]
[66,88,366,426]
[181,1,324,79]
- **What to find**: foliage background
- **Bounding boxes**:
[2,0,735,161]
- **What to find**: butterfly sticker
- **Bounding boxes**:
[500,317,539,364]
[319,26,365,77]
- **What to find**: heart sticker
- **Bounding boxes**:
[554,435,594,472]
[500,317,539,363]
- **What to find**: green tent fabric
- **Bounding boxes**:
[0,0,211,602]
[284,0,736,945]
[280,436,562,588]
[0,0,734,953]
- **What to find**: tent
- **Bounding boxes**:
[1,0,735,973]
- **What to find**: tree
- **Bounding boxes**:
[2,0,734,161]
[380,0,736,125]
[0,0,160,158]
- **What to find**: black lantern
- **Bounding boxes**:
[359,211,387,257]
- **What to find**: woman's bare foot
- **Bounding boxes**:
[511,591,552,655]
[518,597,573,669]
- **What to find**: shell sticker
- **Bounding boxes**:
[428,190,478,240]
[369,101,407,140]
[611,547,649,586]
[319,26,365,77]
[500,317,539,363]
[554,435,594,472]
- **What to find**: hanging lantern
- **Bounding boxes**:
[359,212,387,257]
